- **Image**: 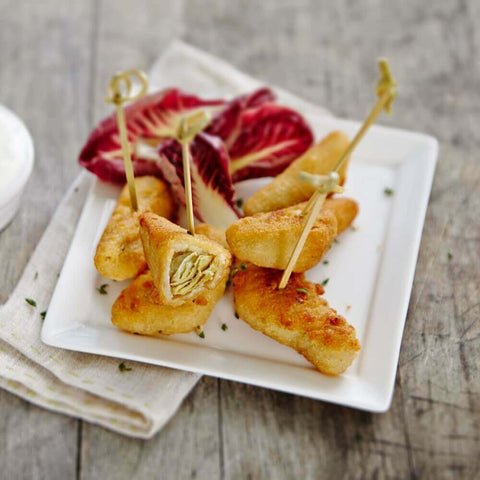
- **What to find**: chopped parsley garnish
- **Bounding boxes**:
[40,311,47,320]
[230,267,239,279]
[34,272,38,280]
[234,311,239,319]
[384,187,394,196]
[333,239,339,244]
[296,288,309,294]
[240,262,247,270]
[447,252,453,260]
[97,284,108,295]
[323,260,329,265]
[221,323,228,331]
[198,331,205,339]
[25,298,37,307]
[236,198,244,209]
[321,278,330,287]
[118,362,132,372]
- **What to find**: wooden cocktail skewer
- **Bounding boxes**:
[176,110,211,235]
[105,69,149,211]
[278,58,397,289]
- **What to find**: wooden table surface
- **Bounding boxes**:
[1,1,479,478]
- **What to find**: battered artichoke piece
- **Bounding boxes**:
[111,270,227,336]
[94,176,176,281]
[323,197,359,234]
[226,204,336,272]
[233,265,361,375]
[243,131,350,216]
[195,223,229,250]
[139,213,232,306]
[226,198,358,272]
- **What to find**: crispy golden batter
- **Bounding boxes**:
[111,270,228,336]
[244,131,350,216]
[226,204,337,272]
[233,265,360,375]
[243,132,349,215]
[323,197,359,234]
[139,213,232,306]
[94,176,176,281]
[195,223,228,250]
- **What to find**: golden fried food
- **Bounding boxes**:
[233,265,360,375]
[323,197,359,234]
[111,270,227,336]
[94,176,176,281]
[195,223,228,250]
[226,203,336,272]
[244,131,350,216]
[226,197,358,272]
[139,213,232,306]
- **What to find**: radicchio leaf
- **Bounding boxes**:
[206,87,275,149]
[78,88,225,183]
[157,133,239,228]
[227,103,314,182]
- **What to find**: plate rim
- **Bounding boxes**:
[42,119,438,412]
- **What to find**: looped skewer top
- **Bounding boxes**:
[104,69,149,106]
[104,69,149,211]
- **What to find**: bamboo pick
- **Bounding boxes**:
[104,70,149,212]
[301,58,397,217]
[278,58,397,289]
[278,172,341,289]
[176,110,211,235]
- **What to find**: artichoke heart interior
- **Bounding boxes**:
[170,250,217,297]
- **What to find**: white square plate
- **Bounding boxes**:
[42,114,437,412]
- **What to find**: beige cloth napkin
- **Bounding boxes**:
[0,41,331,438]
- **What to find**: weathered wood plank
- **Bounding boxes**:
[0,0,94,478]
[81,377,220,480]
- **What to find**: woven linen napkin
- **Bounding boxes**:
[0,41,331,438]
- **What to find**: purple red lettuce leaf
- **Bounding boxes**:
[157,133,239,228]
[78,88,224,183]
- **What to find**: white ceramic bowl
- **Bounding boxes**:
[0,104,34,231]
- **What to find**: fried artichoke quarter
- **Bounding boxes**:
[111,270,227,336]
[226,197,358,273]
[94,176,176,281]
[233,264,361,375]
[139,212,232,306]
[243,131,350,216]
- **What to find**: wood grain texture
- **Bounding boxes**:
[0,0,479,479]
[0,0,93,478]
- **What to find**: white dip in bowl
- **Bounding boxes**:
[0,104,34,231]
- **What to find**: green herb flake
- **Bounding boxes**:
[97,284,109,295]
[40,311,47,320]
[323,260,329,265]
[118,362,132,372]
[236,198,244,209]
[333,239,339,244]
[34,272,38,280]
[321,278,330,287]
[447,252,453,260]
[198,331,205,339]
[296,288,309,294]
[25,298,37,307]
[221,323,228,331]
[384,187,394,196]
[234,311,239,319]
[230,267,239,280]
[240,262,247,271]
